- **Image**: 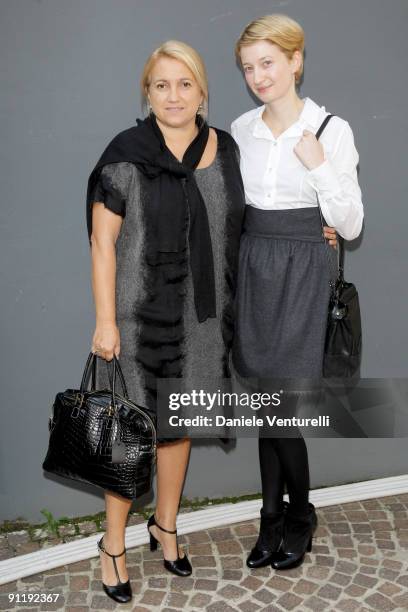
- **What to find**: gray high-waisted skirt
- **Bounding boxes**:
[232,206,338,379]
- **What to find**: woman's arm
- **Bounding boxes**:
[90,203,123,360]
[302,122,364,240]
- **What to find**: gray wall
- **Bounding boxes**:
[1,0,407,522]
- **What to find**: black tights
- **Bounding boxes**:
[259,435,310,514]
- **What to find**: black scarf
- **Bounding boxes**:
[87,115,216,322]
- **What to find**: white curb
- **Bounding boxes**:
[1,474,407,585]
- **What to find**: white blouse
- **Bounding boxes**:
[231,97,364,240]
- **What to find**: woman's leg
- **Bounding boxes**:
[259,437,285,513]
[246,437,286,568]
[270,437,310,512]
[268,395,317,569]
[100,491,132,585]
[149,438,191,559]
[268,393,311,512]
[270,437,317,570]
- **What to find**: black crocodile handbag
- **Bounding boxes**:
[42,352,156,499]
[315,115,362,378]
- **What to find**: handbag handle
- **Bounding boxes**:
[314,114,344,290]
[80,352,129,400]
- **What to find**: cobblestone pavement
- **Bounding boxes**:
[1,494,408,611]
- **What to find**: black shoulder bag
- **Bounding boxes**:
[315,115,362,378]
[42,352,156,499]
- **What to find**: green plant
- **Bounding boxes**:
[40,509,60,537]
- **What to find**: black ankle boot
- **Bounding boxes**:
[246,502,288,569]
[147,514,192,577]
[271,502,317,570]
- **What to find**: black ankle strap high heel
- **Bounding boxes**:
[147,514,192,577]
[97,536,132,603]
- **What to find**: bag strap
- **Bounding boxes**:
[315,114,334,140]
[314,114,344,289]
[80,352,129,400]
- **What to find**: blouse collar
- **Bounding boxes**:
[250,97,323,140]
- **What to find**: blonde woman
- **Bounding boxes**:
[86,41,245,602]
[232,15,363,570]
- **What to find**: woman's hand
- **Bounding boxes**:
[323,226,337,249]
[294,130,325,170]
[91,322,120,361]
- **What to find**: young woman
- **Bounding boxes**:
[86,41,245,602]
[232,14,363,570]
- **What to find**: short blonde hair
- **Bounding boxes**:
[235,14,305,84]
[140,40,209,117]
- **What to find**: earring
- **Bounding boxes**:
[197,103,204,116]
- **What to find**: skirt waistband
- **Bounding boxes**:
[243,206,325,242]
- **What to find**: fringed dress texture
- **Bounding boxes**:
[88,129,245,425]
